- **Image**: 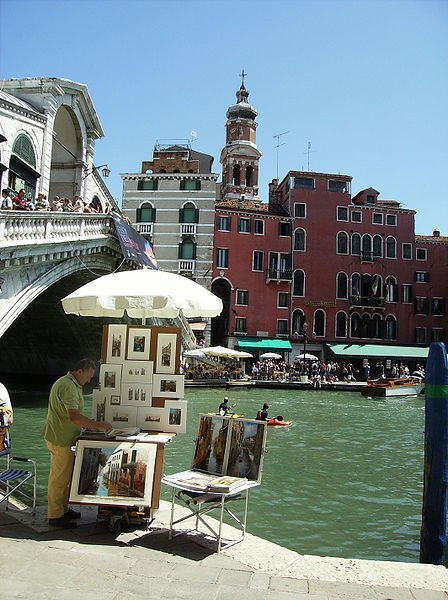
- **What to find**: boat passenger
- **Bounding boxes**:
[218,396,229,416]
[258,403,269,421]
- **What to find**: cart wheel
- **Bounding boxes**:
[108,517,121,534]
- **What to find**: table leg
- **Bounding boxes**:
[168,486,175,540]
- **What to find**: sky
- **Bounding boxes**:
[1,0,447,235]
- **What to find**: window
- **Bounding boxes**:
[385,277,398,302]
[385,315,397,340]
[137,179,158,191]
[294,177,314,190]
[372,315,382,339]
[329,180,349,193]
[362,234,372,259]
[337,207,348,221]
[293,270,305,296]
[294,203,306,218]
[415,328,426,344]
[252,251,263,272]
[217,248,228,269]
[279,221,292,236]
[292,310,305,336]
[386,236,396,259]
[431,329,445,342]
[351,273,361,298]
[236,290,249,305]
[218,216,231,231]
[180,202,198,223]
[402,284,413,304]
[335,312,347,337]
[337,231,348,254]
[415,297,429,315]
[180,179,201,191]
[386,214,397,226]
[277,319,289,335]
[366,195,375,204]
[254,219,264,235]
[416,248,427,261]
[245,165,253,187]
[432,298,445,316]
[351,211,362,223]
[235,318,247,333]
[415,271,429,283]
[336,272,348,299]
[402,243,412,260]
[178,239,196,259]
[278,292,289,308]
[351,313,361,337]
[137,202,155,222]
[239,218,251,233]
[351,233,361,255]
[373,235,382,258]
[232,165,240,186]
[373,213,383,225]
[294,228,306,251]
[314,310,325,337]
[12,134,36,167]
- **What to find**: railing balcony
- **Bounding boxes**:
[178,260,195,274]
[136,222,153,235]
[180,223,196,236]
[266,268,293,282]
[359,251,380,263]
[350,295,385,309]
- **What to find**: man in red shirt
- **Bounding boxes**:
[12,189,26,210]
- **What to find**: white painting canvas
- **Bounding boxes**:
[106,325,128,364]
[153,374,184,399]
[122,361,153,384]
[137,406,167,432]
[121,383,152,406]
[164,400,187,434]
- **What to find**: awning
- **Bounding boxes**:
[189,321,207,332]
[325,343,429,360]
[237,337,292,352]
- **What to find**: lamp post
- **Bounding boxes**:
[302,320,308,381]
[82,164,110,181]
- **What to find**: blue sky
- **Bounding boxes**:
[1,0,447,235]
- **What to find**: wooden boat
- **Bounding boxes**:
[362,377,424,398]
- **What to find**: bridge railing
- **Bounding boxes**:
[0,211,115,247]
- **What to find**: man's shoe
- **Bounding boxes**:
[48,517,77,528]
[65,508,81,520]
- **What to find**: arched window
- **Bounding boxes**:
[336,272,348,299]
[314,309,325,337]
[180,201,198,223]
[371,274,382,298]
[385,276,398,302]
[337,231,348,254]
[351,273,361,298]
[233,164,241,186]
[361,314,371,338]
[12,134,36,167]
[245,165,253,187]
[362,234,372,255]
[293,270,305,296]
[386,236,396,259]
[350,313,361,337]
[292,310,305,337]
[373,235,382,258]
[385,315,397,340]
[372,314,382,338]
[336,312,347,337]
[178,239,196,260]
[351,233,361,255]
[137,202,155,222]
[294,228,306,251]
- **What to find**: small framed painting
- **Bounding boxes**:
[106,325,128,364]
[127,328,151,361]
[121,383,152,405]
[105,405,138,428]
[122,361,153,384]
[165,400,187,434]
[69,440,157,507]
[153,374,184,399]
[155,332,177,374]
[99,364,122,393]
[110,395,121,406]
[92,390,107,421]
[137,407,166,432]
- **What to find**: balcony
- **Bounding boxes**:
[350,295,385,309]
[180,223,196,236]
[178,260,195,274]
[266,269,293,282]
[136,223,153,235]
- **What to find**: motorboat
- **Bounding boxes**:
[362,377,424,398]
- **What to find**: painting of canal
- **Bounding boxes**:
[69,441,157,506]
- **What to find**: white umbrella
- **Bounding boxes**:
[259,352,282,360]
[201,345,253,359]
[61,269,223,319]
[296,353,319,361]
[183,349,206,358]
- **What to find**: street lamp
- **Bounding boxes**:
[302,320,308,381]
[82,164,111,181]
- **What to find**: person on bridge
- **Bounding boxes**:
[43,358,111,527]
[1,189,13,210]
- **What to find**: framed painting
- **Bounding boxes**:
[137,406,166,432]
[92,389,107,421]
[105,325,128,364]
[155,332,177,374]
[99,364,122,393]
[105,405,138,428]
[127,328,151,361]
[165,400,187,434]
[69,440,157,507]
[225,418,267,482]
[191,415,230,475]
[121,383,152,405]
[122,361,153,384]
[110,395,121,406]
[153,374,184,399]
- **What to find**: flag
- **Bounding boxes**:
[112,213,158,269]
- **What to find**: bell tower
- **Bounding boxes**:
[220,72,262,201]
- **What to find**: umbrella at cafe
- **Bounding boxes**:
[296,353,319,361]
[61,269,223,319]
[259,352,282,360]
[201,345,253,359]
[183,349,206,358]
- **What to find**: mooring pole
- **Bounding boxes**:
[420,342,448,564]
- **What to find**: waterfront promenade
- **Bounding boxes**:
[1,500,447,599]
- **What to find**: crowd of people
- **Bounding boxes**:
[1,188,108,214]
[183,361,245,381]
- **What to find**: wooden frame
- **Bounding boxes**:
[127,327,151,361]
[154,331,178,374]
[153,374,184,399]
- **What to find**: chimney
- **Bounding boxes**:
[269,179,279,204]
[433,229,440,237]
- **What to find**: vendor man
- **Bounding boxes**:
[43,358,111,527]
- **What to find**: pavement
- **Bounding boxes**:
[1,499,447,600]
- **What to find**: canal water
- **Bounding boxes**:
[7,384,425,563]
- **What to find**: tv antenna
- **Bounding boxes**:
[303,141,316,171]
[189,130,197,145]
[273,131,289,180]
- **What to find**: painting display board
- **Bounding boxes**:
[92,324,185,433]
